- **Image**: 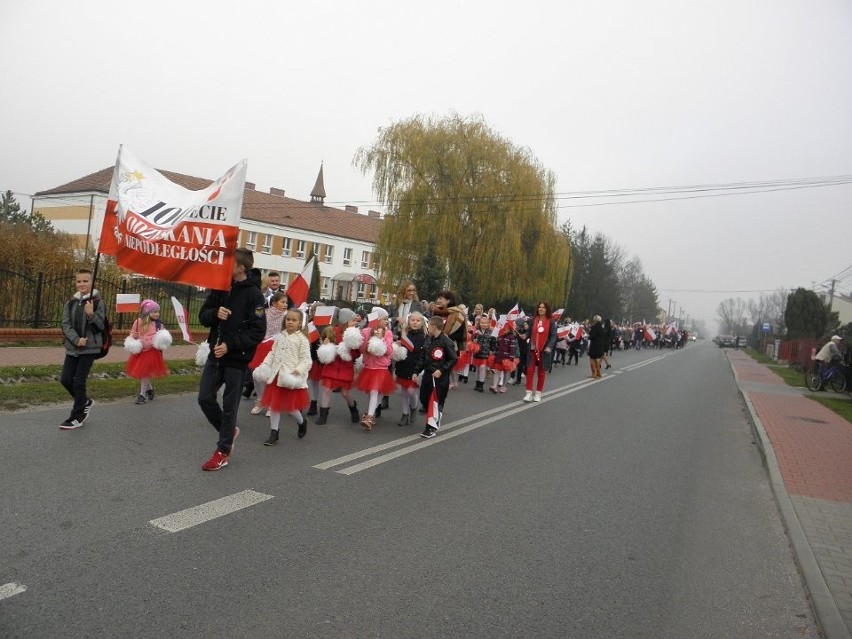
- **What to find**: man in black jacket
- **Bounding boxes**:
[198,248,266,471]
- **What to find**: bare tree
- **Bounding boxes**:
[717,298,748,334]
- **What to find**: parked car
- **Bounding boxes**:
[717,335,736,348]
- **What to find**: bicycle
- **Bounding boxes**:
[804,361,847,393]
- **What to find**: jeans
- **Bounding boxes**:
[60,354,96,419]
[198,359,245,454]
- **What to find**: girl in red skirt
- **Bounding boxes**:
[253,309,312,445]
[247,291,288,415]
[124,299,172,404]
[354,307,395,430]
[392,311,427,426]
[315,308,362,425]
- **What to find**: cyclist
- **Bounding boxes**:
[814,335,843,374]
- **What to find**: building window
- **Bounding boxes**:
[323,244,333,264]
[343,247,352,266]
[321,277,330,296]
[245,231,257,251]
[361,250,369,269]
[261,234,272,254]
[297,240,306,259]
[281,237,291,257]
[357,282,366,298]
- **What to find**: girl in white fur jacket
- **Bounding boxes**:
[124,299,172,405]
[254,309,312,444]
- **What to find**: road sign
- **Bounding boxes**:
[762,322,771,333]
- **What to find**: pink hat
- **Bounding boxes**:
[140,299,160,315]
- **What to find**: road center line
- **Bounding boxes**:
[313,377,597,471]
[336,377,611,475]
[149,489,273,533]
[0,582,27,601]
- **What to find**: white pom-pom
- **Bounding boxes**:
[124,335,143,355]
[343,326,363,350]
[317,342,338,364]
[153,328,173,351]
[195,341,210,366]
[354,354,364,373]
[367,336,388,357]
[276,371,302,389]
[336,342,353,362]
[253,363,273,384]
[390,342,408,362]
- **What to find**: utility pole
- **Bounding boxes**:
[829,279,836,311]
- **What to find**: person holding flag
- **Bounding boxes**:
[198,248,266,471]
[415,315,459,439]
[354,307,396,431]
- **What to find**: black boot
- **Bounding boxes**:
[315,407,329,425]
[348,401,360,424]
[264,429,279,446]
[474,381,484,392]
[307,400,318,416]
[381,395,390,410]
[375,404,383,419]
[297,416,307,439]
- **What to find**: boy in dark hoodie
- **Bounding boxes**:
[413,315,458,438]
[198,247,266,471]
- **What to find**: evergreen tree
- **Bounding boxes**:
[0,190,54,233]
[784,288,838,339]
[307,249,322,303]
[414,235,447,303]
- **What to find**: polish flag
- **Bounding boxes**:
[552,308,564,322]
[287,256,315,308]
[367,309,384,329]
[644,326,657,342]
[306,321,320,343]
[170,295,194,343]
[116,293,141,313]
[572,323,585,340]
[400,333,415,352]
[312,305,336,326]
[506,304,521,320]
[557,325,571,340]
[425,387,441,430]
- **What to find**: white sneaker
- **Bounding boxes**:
[523,391,533,402]
[533,391,542,402]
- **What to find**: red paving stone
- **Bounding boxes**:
[728,351,788,385]
[0,344,200,367]
[750,391,852,503]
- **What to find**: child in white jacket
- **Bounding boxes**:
[254,309,312,445]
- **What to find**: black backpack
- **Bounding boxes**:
[93,298,112,360]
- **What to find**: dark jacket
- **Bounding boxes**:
[199,268,266,368]
[588,321,606,359]
[415,332,459,376]
[395,330,427,379]
[61,290,107,357]
[471,328,497,360]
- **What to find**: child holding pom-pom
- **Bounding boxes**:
[124,299,171,404]
[354,307,395,430]
[316,308,363,425]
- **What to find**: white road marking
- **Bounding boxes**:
[335,376,612,475]
[149,489,274,533]
[314,352,669,475]
[0,582,27,601]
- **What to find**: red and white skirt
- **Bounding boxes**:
[487,355,517,372]
[126,349,169,380]
[354,368,396,395]
[261,376,310,412]
[396,375,419,390]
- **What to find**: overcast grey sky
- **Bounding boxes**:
[2,0,851,330]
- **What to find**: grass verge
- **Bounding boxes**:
[0,360,202,411]
[809,396,852,423]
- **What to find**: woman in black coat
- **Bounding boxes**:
[587,315,605,378]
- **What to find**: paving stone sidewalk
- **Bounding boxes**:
[729,350,852,639]
[0,344,199,367]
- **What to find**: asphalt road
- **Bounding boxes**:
[0,342,819,638]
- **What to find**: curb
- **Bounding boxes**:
[729,356,851,639]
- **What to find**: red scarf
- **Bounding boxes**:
[531,316,550,352]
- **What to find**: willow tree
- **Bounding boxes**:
[354,113,570,306]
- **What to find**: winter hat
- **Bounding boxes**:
[140,299,160,315]
[337,308,357,325]
[371,307,389,320]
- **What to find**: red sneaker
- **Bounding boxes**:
[201,449,229,471]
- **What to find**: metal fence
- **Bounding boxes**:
[0,269,209,331]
